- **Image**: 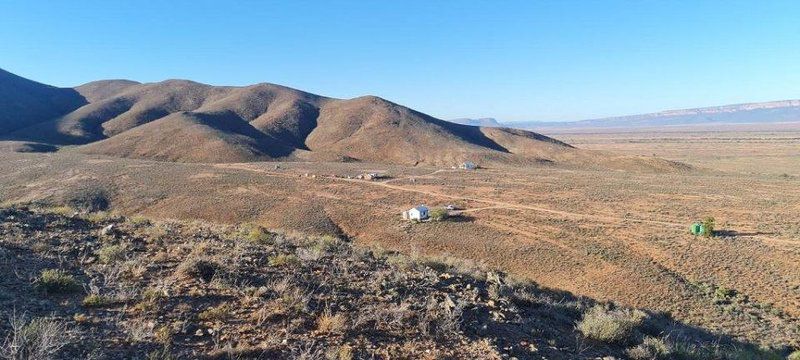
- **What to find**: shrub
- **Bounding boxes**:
[96,244,125,264]
[130,216,150,226]
[429,208,449,222]
[576,305,646,344]
[0,314,69,360]
[65,185,110,212]
[278,287,310,314]
[72,313,89,324]
[45,206,74,216]
[714,287,736,304]
[702,217,715,237]
[334,345,353,360]
[176,258,220,283]
[627,336,670,359]
[268,254,300,267]
[141,287,164,302]
[84,211,112,223]
[198,304,231,321]
[310,235,340,253]
[241,224,273,244]
[788,350,800,360]
[37,269,81,294]
[82,294,111,308]
[316,310,347,334]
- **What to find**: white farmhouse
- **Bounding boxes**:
[403,205,429,221]
[459,161,477,170]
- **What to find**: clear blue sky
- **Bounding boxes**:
[2,1,799,122]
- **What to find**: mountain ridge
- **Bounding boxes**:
[0,68,686,171]
[456,99,800,130]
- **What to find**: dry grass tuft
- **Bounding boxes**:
[316,310,348,334]
[268,254,300,267]
[576,305,646,344]
[198,304,232,321]
[626,336,670,359]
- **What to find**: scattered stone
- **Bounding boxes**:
[100,224,115,236]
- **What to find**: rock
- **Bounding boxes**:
[443,295,457,310]
[100,224,115,236]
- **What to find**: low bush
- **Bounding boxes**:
[96,244,125,264]
[702,217,715,237]
[64,185,111,212]
[627,336,670,359]
[37,269,81,294]
[268,254,300,267]
[0,314,69,360]
[240,224,273,244]
[176,258,220,283]
[316,310,347,334]
[82,294,111,308]
[198,304,231,321]
[714,286,736,304]
[576,305,646,344]
[429,208,449,222]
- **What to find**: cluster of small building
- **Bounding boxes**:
[356,172,386,181]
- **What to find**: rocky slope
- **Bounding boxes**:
[1,206,793,359]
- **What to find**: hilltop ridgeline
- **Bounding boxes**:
[0,68,686,171]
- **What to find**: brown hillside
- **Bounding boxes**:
[1,69,688,170]
[0,68,86,134]
[74,79,141,102]
[79,111,296,163]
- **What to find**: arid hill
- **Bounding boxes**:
[0,68,86,134]
[0,68,685,170]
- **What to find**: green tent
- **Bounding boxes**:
[690,222,704,235]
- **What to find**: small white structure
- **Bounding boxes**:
[357,172,384,181]
[402,205,429,221]
[459,161,477,170]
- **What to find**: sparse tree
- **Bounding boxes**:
[429,208,449,222]
[702,217,715,238]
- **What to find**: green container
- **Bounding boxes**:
[690,223,703,235]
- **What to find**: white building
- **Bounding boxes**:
[460,161,477,170]
[403,205,429,221]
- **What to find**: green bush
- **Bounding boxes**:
[82,294,111,307]
[37,269,81,294]
[429,208,449,222]
[787,350,800,360]
[576,305,646,344]
[241,224,273,244]
[714,286,736,304]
